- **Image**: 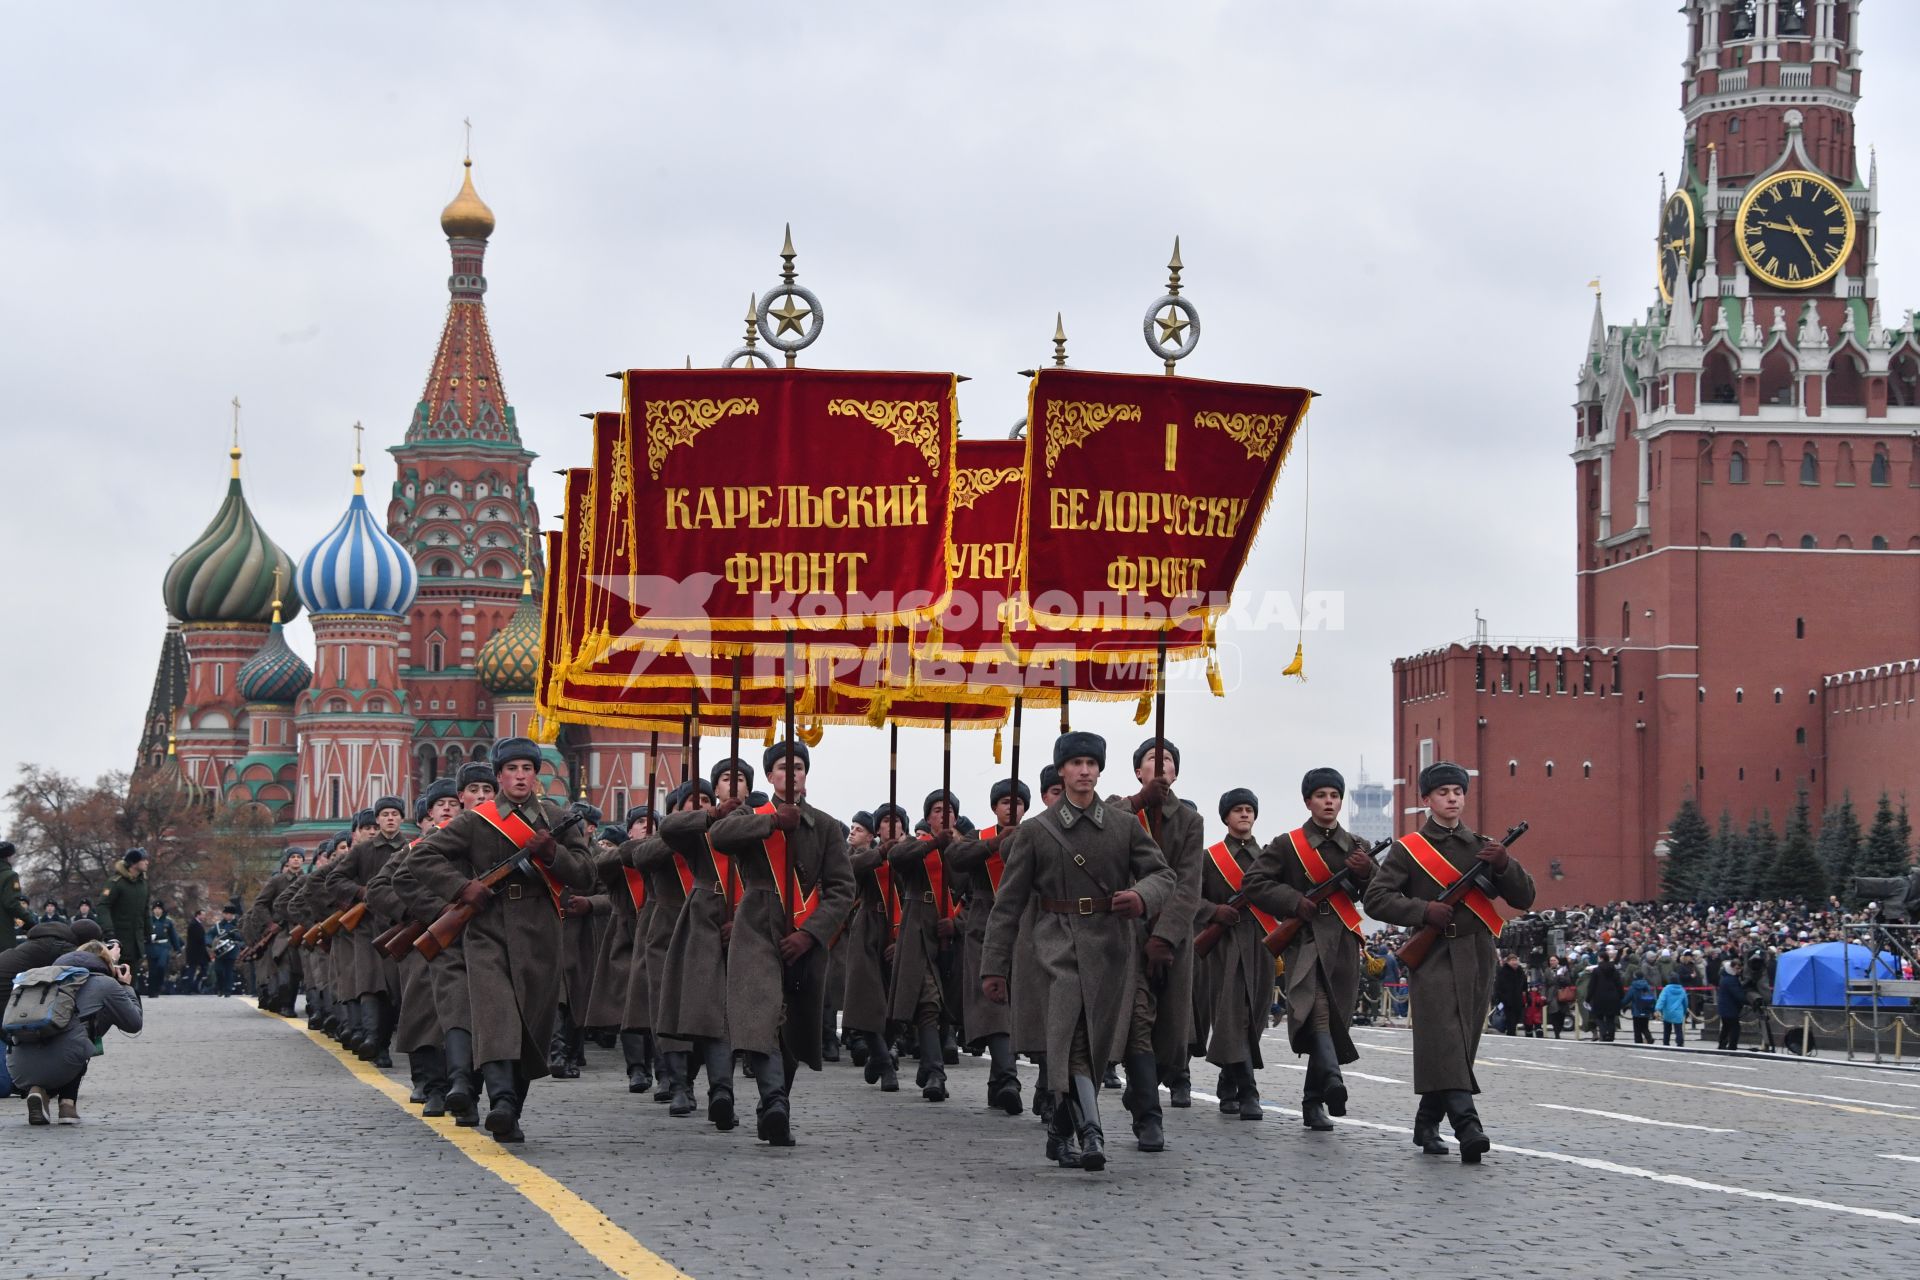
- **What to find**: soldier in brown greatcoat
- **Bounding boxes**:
[403,738,596,1144]
[1010,765,1064,1126]
[1243,769,1377,1131]
[708,741,856,1147]
[1363,761,1536,1163]
[281,842,331,1030]
[320,795,411,1068]
[1192,787,1276,1122]
[243,848,303,1016]
[367,783,459,1114]
[884,788,966,1103]
[649,779,740,1128]
[1115,736,1204,1153]
[946,777,1030,1117]
[982,732,1175,1173]
[589,807,658,1097]
[842,804,906,1092]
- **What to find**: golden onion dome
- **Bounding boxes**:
[440,158,495,240]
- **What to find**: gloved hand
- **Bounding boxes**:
[1111,889,1146,919]
[1129,777,1170,814]
[352,885,367,902]
[1345,849,1376,879]
[982,975,1009,1005]
[457,880,493,911]
[1294,896,1318,923]
[936,918,956,944]
[1145,934,1175,981]
[929,830,953,851]
[713,797,744,819]
[1423,901,1454,930]
[1476,840,1511,874]
[778,930,815,964]
[770,805,801,833]
[525,832,557,866]
[1210,903,1239,927]
[719,922,733,949]
[564,896,593,918]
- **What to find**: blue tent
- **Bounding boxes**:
[1770,941,1909,1009]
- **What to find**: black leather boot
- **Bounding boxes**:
[1069,1075,1106,1172]
[1124,1052,1165,1152]
[821,1007,841,1062]
[1045,1088,1081,1168]
[1031,1055,1050,1118]
[848,1032,869,1067]
[863,1031,887,1085]
[370,994,396,1069]
[941,1025,960,1066]
[1167,1063,1191,1109]
[753,1051,795,1146]
[1446,1089,1489,1163]
[620,1031,653,1094]
[341,998,364,1053]
[1101,1062,1123,1090]
[1216,1066,1240,1114]
[408,1053,430,1104]
[1311,1032,1348,1117]
[665,1051,696,1116]
[481,1061,523,1143]
[917,1024,948,1102]
[1413,1092,1448,1155]
[444,1029,479,1126]
[1234,1063,1264,1121]
[875,1032,899,1092]
[703,1040,737,1129]
[415,1048,448,1116]
[986,1034,1022,1115]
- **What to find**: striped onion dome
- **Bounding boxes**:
[296,462,418,616]
[476,565,541,694]
[236,598,312,703]
[163,447,301,625]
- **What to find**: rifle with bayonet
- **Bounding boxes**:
[1256,835,1396,958]
[1393,821,1529,972]
[414,809,591,961]
[238,920,280,962]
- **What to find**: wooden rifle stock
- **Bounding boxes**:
[338,900,369,933]
[288,924,308,946]
[1191,890,1254,960]
[241,920,280,961]
[1258,836,1397,958]
[1392,822,1529,972]
[379,920,427,960]
[414,810,591,961]
[371,921,406,953]
[314,908,347,940]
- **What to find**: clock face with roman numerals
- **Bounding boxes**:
[1735,169,1856,290]
[1657,190,1700,305]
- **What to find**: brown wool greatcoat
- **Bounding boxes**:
[403,798,596,1075]
[884,838,961,1027]
[626,836,689,1049]
[321,832,408,1003]
[1190,833,1271,1070]
[366,847,440,1055]
[1132,791,1205,1074]
[839,840,893,1037]
[945,827,1015,1046]
[708,801,856,1068]
[585,848,643,1031]
[391,847,471,1035]
[561,893,608,1016]
[650,813,732,1045]
[982,797,1175,1093]
[1242,822,1369,1065]
[1362,817,1537,1094]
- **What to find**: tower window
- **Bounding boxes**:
[1729,532,1747,548]
[1872,448,1891,486]
[213,663,223,697]
[1582,762,1591,779]
[1800,446,1820,485]
[329,778,342,820]
[429,641,444,673]
[1728,449,1748,483]
[1508,761,1517,778]
[1873,535,1888,551]
[1796,617,1806,639]
[1545,761,1554,779]
[1773,689,1783,704]
[1795,727,1807,745]
[1736,687,1744,704]
[1621,602,1631,640]
[1800,534,1818,549]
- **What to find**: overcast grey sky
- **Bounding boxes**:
[4,2,1918,830]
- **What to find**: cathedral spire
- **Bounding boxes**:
[407,149,518,447]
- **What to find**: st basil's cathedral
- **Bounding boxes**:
[135,158,678,833]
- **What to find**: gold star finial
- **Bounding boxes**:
[463,116,473,164]
[1155,305,1190,347]
[351,421,366,494]
[770,293,811,337]
[229,396,243,477]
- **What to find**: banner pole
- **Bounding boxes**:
[729,654,743,802]
[784,632,798,805]
[1009,695,1023,821]
[646,730,658,816]
[686,684,701,797]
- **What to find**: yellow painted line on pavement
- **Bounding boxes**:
[253,1008,691,1280]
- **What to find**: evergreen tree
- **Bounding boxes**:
[1745,812,1779,899]
[1899,802,1914,872]
[1815,794,1862,887]
[1706,811,1747,901]
[1768,789,1828,903]
[1860,794,1911,879]
[1662,797,1712,902]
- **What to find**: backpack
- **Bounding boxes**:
[4,965,91,1044]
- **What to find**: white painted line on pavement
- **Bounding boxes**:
[1534,1103,1734,1133]
[1876,1153,1920,1164]
[1190,1091,1920,1227]
[1256,1057,1407,1086]
[1710,1082,1916,1109]
[1831,1075,1920,1090]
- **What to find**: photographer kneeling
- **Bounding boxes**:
[7,938,143,1125]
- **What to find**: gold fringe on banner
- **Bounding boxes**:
[1133,689,1153,726]
[993,726,1003,764]
[1282,642,1305,681]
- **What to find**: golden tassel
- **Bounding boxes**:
[993,726,1003,764]
[865,692,891,729]
[1207,649,1224,697]
[1282,642,1306,681]
[762,720,776,747]
[1133,689,1153,725]
[797,680,817,717]
[800,712,825,748]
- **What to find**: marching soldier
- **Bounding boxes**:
[843,804,906,1091]
[708,741,856,1146]
[982,732,1175,1173]
[946,778,1029,1116]
[1012,764,1064,1125]
[885,789,964,1102]
[1117,737,1204,1151]
[1362,761,1536,1163]
[286,841,334,1030]
[649,779,738,1127]
[367,784,458,1112]
[242,849,301,1016]
[403,738,596,1144]
[321,796,411,1068]
[1190,787,1275,1122]
[1242,769,1375,1131]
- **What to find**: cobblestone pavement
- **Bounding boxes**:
[8,998,1919,1279]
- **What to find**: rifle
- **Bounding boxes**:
[1192,836,1395,961]
[288,924,308,946]
[377,920,427,960]
[312,907,348,940]
[415,809,591,961]
[1392,821,1530,972]
[337,901,369,934]
[239,920,280,962]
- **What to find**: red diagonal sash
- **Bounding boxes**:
[671,853,697,900]
[1399,832,1503,937]
[474,799,568,917]
[979,825,1005,897]
[705,840,735,907]
[1204,841,1281,934]
[874,860,899,938]
[754,803,820,928]
[621,865,648,911]
[1286,829,1364,937]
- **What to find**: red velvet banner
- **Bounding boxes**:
[1017,367,1310,655]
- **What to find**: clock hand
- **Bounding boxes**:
[1783,216,1817,260]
